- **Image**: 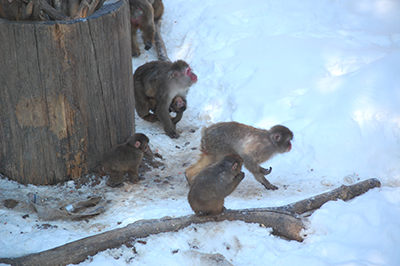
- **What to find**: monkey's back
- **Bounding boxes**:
[201,122,271,159]
[188,161,235,215]
[102,144,143,172]
[133,61,172,97]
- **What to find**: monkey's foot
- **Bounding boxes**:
[166,131,180,139]
[142,114,158,123]
[144,41,152,51]
[263,183,278,190]
[260,166,272,175]
[106,181,124,188]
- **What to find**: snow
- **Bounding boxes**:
[1,0,400,265]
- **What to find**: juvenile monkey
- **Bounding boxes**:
[102,133,149,187]
[188,154,245,216]
[186,122,293,190]
[129,0,164,57]
[134,60,197,138]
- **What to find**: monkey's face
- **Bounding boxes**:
[141,143,149,152]
[185,67,198,83]
[270,125,293,154]
[169,96,187,113]
[172,66,198,88]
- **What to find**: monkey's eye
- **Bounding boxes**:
[185,67,191,76]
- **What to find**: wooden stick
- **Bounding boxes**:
[37,0,69,20]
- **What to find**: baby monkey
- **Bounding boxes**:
[188,154,245,215]
[102,133,149,187]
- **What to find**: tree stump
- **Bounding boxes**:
[0,0,134,185]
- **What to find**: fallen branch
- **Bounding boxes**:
[0,178,381,266]
[257,177,382,215]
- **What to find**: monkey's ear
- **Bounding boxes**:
[135,141,141,148]
[232,162,238,170]
[272,133,281,143]
[172,71,179,77]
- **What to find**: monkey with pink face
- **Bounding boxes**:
[134,60,197,138]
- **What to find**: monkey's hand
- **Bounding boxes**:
[263,183,278,190]
[166,131,180,139]
[260,166,272,175]
[235,172,245,181]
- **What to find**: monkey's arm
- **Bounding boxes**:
[242,156,278,190]
[260,166,272,175]
[156,102,179,138]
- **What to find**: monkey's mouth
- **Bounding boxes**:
[190,73,197,82]
[185,67,198,82]
[286,141,292,152]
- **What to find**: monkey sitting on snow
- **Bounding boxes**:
[102,133,149,187]
[188,154,245,216]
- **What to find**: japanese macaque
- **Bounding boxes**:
[134,60,197,138]
[188,154,245,215]
[185,122,293,190]
[129,0,164,57]
[148,96,187,126]
[102,133,149,187]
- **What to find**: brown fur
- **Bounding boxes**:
[102,133,149,187]
[186,122,293,190]
[188,154,245,215]
[147,96,187,126]
[133,60,197,138]
[129,0,164,57]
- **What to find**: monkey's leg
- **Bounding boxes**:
[131,24,141,57]
[127,169,141,184]
[140,3,155,51]
[185,154,214,185]
[135,93,158,122]
[156,104,179,138]
[154,21,170,61]
[243,157,278,190]
[106,171,124,187]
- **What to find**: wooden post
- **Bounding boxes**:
[0,0,134,185]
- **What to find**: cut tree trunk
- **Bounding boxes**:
[0,178,381,266]
[0,0,134,185]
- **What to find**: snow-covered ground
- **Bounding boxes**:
[1,0,400,265]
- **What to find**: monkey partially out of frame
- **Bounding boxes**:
[134,60,197,138]
[185,122,293,190]
[188,154,245,216]
[102,133,149,187]
[129,0,164,57]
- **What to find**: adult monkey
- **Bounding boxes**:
[129,0,168,60]
[186,122,293,190]
[148,96,187,126]
[134,60,197,138]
